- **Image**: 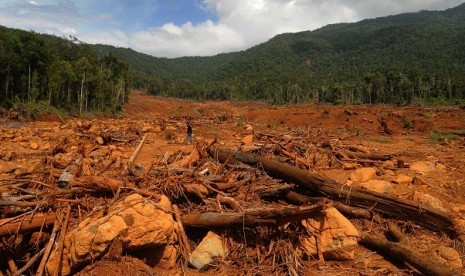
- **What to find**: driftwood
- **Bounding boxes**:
[360,233,459,276]
[0,213,57,237]
[208,148,457,236]
[182,203,326,227]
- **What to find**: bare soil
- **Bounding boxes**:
[2,90,465,275]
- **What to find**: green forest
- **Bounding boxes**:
[95,3,465,106]
[0,26,129,116]
[1,3,465,116]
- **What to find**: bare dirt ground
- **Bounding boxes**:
[1,90,465,275]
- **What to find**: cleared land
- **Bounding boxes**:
[1,91,465,275]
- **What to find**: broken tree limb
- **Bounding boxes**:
[71,175,123,192]
[217,194,243,212]
[0,212,57,237]
[182,203,326,228]
[387,222,410,246]
[53,205,71,276]
[173,204,191,267]
[126,133,148,176]
[13,246,46,276]
[0,200,40,207]
[341,150,392,161]
[360,233,459,276]
[36,218,60,276]
[208,148,457,236]
[256,187,372,219]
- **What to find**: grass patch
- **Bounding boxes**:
[12,101,67,120]
[429,129,459,143]
[236,116,247,127]
[402,118,413,129]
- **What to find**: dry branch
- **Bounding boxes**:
[182,203,326,228]
[0,213,57,237]
[127,133,148,176]
[54,205,72,276]
[360,233,459,276]
[341,150,392,161]
[36,219,60,276]
[208,148,456,236]
[13,246,46,276]
[71,175,123,192]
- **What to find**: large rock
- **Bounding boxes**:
[392,175,413,185]
[300,207,359,260]
[46,194,177,275]
[350,167,376,182]
[382,160,395,169]
[411,191,445,211]
[410,162,435,173]
[359,180,394,194]
[189,231,225,270]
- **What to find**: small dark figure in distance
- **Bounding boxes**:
[184,121,193,144]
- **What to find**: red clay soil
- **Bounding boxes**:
[2,90,465,275]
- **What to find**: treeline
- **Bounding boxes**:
[0,26,129,115]
[95,3,465,106]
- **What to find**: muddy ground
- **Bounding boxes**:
[1,90,465,275]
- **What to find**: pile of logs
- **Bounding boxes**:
[0,122,463,275]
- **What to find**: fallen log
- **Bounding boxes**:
[0,212,57,237]
[182,203,326,228]
[208,148,457,236]
[341,150,392,161]
[256,187,372,219]
[360,233,459,276]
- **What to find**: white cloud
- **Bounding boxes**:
[127,0,465,57]
[129,20,244,57]
[0,0,464,57]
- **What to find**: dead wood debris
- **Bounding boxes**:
[0,117,464,276]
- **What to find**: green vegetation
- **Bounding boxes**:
[2,3,465,115]
[0,26,129,116]
[402,118,414,128]
[429,128,459,142]
[93,3,465,106]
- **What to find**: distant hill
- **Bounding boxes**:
[94,3,465,105]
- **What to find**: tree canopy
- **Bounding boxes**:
[94,3,465,105]
[0,26,129,115]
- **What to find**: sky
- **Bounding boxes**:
[0,0,464,58]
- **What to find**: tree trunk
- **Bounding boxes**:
[182,203,326,228]
[208,148,458,237]
[79,72,86,116]
[360,234,459,276]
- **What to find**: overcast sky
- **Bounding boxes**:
[0,0,464,58]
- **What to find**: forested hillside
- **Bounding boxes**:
[0,26,129,116]
[94,3,465,105]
